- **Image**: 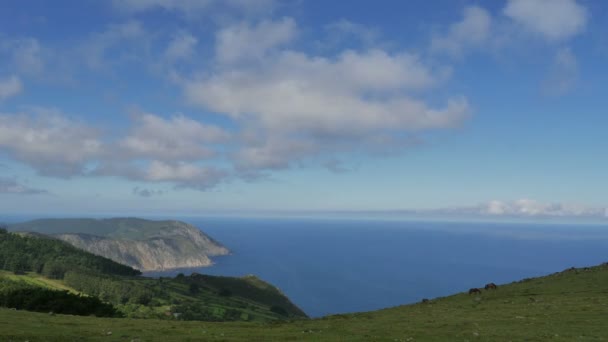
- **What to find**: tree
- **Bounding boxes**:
[189,283,200,295]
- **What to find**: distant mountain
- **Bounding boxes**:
[10,218,229,271]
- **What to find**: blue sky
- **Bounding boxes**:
[0,0,607,219]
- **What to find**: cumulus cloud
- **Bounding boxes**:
[0,14,479,190]
[503,0,588,41]
[0,109,230,189]
[143,161,228,190]
[431,6,492,56]
[118,112,228,161]
[185,18,468,170]
[0,177,47,195]
[0,109,102,176]
[0,76,23,101]
[543,47,579,95]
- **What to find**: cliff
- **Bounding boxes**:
[10,218,230,272]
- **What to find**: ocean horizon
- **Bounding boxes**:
[142,217,608,317]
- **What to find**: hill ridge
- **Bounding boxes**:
[10,218,229,271]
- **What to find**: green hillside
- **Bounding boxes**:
[8,218,230,272]
[2,262,607,341]
[0,229,306,322]
[9,218,157,237]
[0,227,141,277]
[10,217,219,240]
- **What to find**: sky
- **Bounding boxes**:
[0,0,607,220]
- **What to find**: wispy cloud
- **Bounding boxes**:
[503,0,588,41]
[0,76,23,101]
[543,47,579,95]
[435,199,607,220]
[132,186,166,197]
[80,20,148,70]
[431,6,492,57]
[0,177,47,195]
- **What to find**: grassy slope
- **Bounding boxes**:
[0,270,80,294]
[2,263,608,341]
[0,271,305,322]
[121,274,307,320]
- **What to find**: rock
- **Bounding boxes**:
[52,219,229,271]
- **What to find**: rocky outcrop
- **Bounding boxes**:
[16,219,230,272]
[55,233,220,271]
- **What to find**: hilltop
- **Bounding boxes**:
[9,218,229,271]
[1,261,607,340]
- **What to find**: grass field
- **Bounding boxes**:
[2,263,608,341]
[0,270,81,294]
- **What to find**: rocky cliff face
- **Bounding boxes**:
[48,220,229,271]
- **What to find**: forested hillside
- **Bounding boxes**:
[0,228,140,277]
[0,228,307,322]
[9,218,230,271]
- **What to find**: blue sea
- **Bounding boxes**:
[151,217,608,318]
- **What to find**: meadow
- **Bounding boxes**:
[2,263,607,341]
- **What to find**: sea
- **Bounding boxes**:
[149,217,608,318]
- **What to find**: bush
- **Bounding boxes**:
[270,305,288,316]
[218,288,232,297]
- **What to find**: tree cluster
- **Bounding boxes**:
[63,272,153,305]
[0,229,140,277]
[0,278,118,317]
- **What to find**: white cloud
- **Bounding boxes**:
[431,6,492,56]
[233,136,317,170]
[119,112,228,161]
[0,177,47,195]
[543,47,579,95]
[216,17,296,64]
[144,161,228,189]
[186,19,468,170]
[165,31,198,61]
[0,109,231,190]
[0,76,22,101]
[0,109,102,176]
[473,199,606,218]
[503,0,588,41]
